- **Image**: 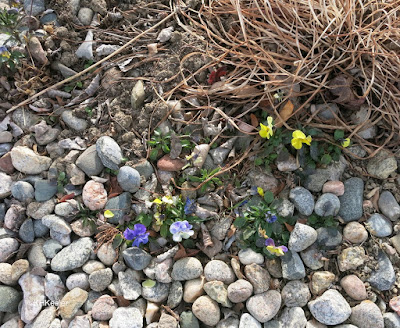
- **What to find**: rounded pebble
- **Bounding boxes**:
[192,295,220,326]
[204,260,235,284]
[227,279,253,303]
[340,275,367,301]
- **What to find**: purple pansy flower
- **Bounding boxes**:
[123,223,149,247]
[265,238,288,256]
[265,210,278,223]
[170,220,194,242]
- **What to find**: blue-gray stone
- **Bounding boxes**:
[339,177,364,222]
[366,214,392,237]
[117,166,140,193]
[123,247,152,270]
[42,239,63,259]
[96,136,122,170]
[316,227,342,249]
[19,219,35,243]
[368,250,395,291]
[314,193,340,217]
[142,281,170,303]
[51,237,94,271]
[76,145,104,177]
[281,250,306,280]
[33,219,50,238]
[24,0,45,16]
[289,187,314,216]
[180,311,200,328]
[34,180,58,202]
[0,143,12,156]
[0,286,21,313]
[40,13,58,25]
[378,191,400,221]
[11,181,35,202]
[0,203,6,222]
[130,160,154,180]
[105,192,131,224]
[383,313,400,328]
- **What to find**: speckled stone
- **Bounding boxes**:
[340,275,367,301]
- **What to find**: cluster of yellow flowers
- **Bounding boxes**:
[259,116,350,149]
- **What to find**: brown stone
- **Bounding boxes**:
[157,155,185,172]
[322,180,345,196]
[0,153,14,174]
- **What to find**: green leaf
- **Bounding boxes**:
[112,234,124,248]
[160,224,169,238]
[182,239,195,248]
[320,154,332,165]
[334,129,345,140]
[76,81,83,88]
[263,191,274,204]
[142,279,156,288]
[149,149,159,161]
[234,217,247,228]
[139,214,152,227]
[161,144,170,153]
[58,172,66,180]
[242,227,256,240]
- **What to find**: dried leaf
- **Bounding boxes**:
[30,267,47,276]
[284,222,294,232]
[237,120,255,133]
[115,296,130,307]
[58,193,75,203]
[275,100,294,128]
[173,244,188,261]
[250,114,258,127]
[201,223,214,248]
[371,189,380,211]
[208,67,227,85]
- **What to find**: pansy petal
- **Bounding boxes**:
[267,116,274,126]
[291,138,303,149]
[304,135,312,145]
[342,138,350,148]
[172,233,182,242]
[292,130,306,139]
[265,238,275,247]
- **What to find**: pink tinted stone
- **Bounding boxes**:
[92,295,117,320]
[343,222,368,244]
[82,180,107,211]
[157,155,185,172]
[340,275,367,301]
[390,296,400,315]
[322,181,344,196]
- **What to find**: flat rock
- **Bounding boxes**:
[379,191,400,221]
[204,260,235,284]
[118,270,142,300]
[61,110,88,131]
[339,177,364,222]
[338,246,365,272]
[310,271,335,295]
[96,136,123,170]
[19,273,45,324]
[244,263,271,294]
[105,192,131,224]
[192,295,220,326]
[367,149,397,179]
[308,289,351,326]
[282,280,311,307]
[76,145,104,176]
[350,300,384,328]
[123,247,152,270]
[51,238,94,271]
[289,187,314,216]
[238,248,264,265]
[288,223,317,252]
[281,250,306,280]
[59,287,88,320]
[0,285,21,313]
[365,213,392,237]
[314,193,340,217]
[340,275,367,301]
[171,257,203,281]
[10,146,52,174]
[109,307,143,328]
[246,290,281,323]
[117,166,140,193]
[368,250,396,291]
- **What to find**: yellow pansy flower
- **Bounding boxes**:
[291,130,312,149]
[153,198,162,205]
[257,187,264,197]
[259,116,274,139]
[266,245,287,256]
[341,138,350,148]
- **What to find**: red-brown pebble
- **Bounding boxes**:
[157,155,185,172]
[322,180,344,196]
[340,275,367,300]
[390,296,400,315]
[0,153,15,174]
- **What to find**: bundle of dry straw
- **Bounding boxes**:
[175,0,400,156]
